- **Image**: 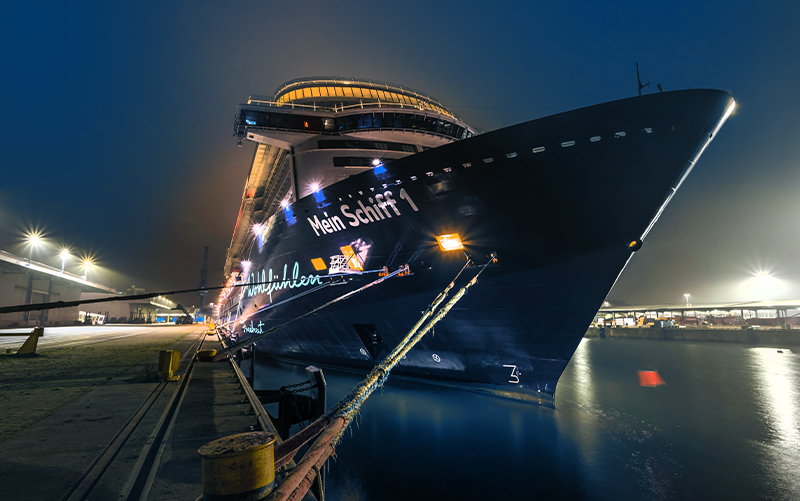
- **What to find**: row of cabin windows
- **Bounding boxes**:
[318,139,417,153]
[242,110,474,140]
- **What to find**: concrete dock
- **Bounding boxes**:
[0,324,262,501]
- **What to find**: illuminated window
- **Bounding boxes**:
[532,147,545,153]
[302,88,310,98]
[561,141,575,147]
[335,87,344,97]
[377,90,387,100]
[614,131,626,138]
[483,158,493,163]
[353,87,363,98]
[311,87,320,97]
[590,136,601,142]
[344,87,354,97]
[506,152,517,158]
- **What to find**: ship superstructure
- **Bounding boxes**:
[219,77,735,406]
[224,77,477,279]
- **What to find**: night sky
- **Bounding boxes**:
[1,1,798,307]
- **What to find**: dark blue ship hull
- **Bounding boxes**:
[219,89,735,406]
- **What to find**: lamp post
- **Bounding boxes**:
[60,249,70,274]
[684,293,690,307]
[83,259,93,281]
[27,233,41,265]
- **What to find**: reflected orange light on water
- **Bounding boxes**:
[638,370,666,387]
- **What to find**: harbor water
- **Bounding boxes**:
[251,338,800,500]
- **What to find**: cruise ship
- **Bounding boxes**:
[216,77,735,406]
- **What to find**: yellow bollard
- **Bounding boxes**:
[197,349,217,361]
[158,350,181,381]
[198,432,277,500]
[15,327,44,356]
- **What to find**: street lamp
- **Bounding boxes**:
[83,259,93,280]
[60,249,70,274]
[684,293,690,307]
[27,232,42,265]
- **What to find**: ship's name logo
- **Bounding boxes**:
[307,189,418,237]
[243,320,264,335]
[245,262,322,302]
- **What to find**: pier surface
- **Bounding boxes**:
[0,324,258,501]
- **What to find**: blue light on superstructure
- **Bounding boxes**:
[284,206,296,226]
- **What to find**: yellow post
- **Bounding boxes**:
[15,327,44,356]
[158,350,181,381]
[199,432,277,500]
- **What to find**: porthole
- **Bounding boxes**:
[590,136,601,142]
[532,146,545,153]
[462,162,472,168]
[643,128,652,134]
[614,131,627,138]
[483,158,494,164]
[506,152,518,158]
[561,140,575,147]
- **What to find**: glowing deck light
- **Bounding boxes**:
[372,158,381,166]
[280,199,289,208]
[252,223,265,235]
[241,260,252,272]
[310,183,321,192]
[436,234,464,251]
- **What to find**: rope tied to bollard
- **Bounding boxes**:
[266,254,495,501]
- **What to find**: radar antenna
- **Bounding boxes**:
[636,62,650,96]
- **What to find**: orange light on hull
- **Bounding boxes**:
[436,234,464,251]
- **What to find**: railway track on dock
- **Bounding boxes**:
[60,328,208,501]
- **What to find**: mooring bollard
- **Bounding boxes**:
[198,431,277,500]
[197,349,217,361]
[158,349,181,381]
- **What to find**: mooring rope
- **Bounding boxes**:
[266,253,496,501]
[222,265,407,354]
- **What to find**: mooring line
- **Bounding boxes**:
[266,254,495,501]
[222,265,407,354]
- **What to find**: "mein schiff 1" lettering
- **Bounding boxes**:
[307,189,417,237]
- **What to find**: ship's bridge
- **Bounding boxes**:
[223,76,477,279]
[273,76,457,118]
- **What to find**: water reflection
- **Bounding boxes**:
[750,347,800,498]
[252,340,800,500]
